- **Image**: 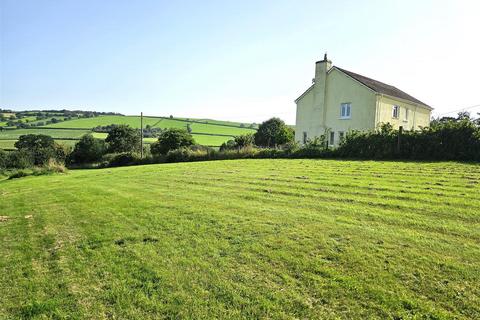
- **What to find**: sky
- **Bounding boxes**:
[1,0,479,124]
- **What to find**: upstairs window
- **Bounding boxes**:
[340,103,351,119]
[392,105,400,119]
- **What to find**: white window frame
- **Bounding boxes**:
[340,103,351,119]
[392,105,400,119]
[329,131,335,146]
[404,108,409,121]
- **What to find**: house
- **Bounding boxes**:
[295,55,432,146]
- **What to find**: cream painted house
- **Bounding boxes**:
[295,55,432,146]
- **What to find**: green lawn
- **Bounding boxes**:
[1,159,479,319]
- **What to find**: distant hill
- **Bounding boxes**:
[0,110,258,150]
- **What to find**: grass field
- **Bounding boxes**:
[45,115,256,136]
[0,139,79,149]
[0,159,479,319]
[1,115,255,148]
[0,128,91,140]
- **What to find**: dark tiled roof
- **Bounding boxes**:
[335,67,430,108]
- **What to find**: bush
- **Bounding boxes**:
[105,125,141,153]
[8,170,29,179]
[150,128,195,155]
[0,149,7,168]
[335,118,480,161]
[69,134,107,164]
[104,152,142,167]
[254,118,294,147]
[6,150,34,169]
[219,140,236,152]
[219,134,255,151]
[234,133,254,148]
[41,159,67,174]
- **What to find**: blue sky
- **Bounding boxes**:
[1,0,479,123]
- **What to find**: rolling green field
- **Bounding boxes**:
[0,139,79,150]
[0,128,90,140]
[1,115,256,148]
[45,115,256,136]
[1,159,479,319]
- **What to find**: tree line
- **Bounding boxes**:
[1,114,479,176]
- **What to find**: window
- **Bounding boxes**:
[329,131,335,145]
[404,108,409,121]
[303,132,308,144]
[392,105,400,118]
[339,131,345,142]
[340,103,351,119]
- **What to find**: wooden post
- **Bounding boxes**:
[140,112,144,158]
[397,126,403,155]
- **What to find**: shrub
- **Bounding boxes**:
[254,118,294,147]
[234,133,254,148]
[335,118,480,161]
[8,170,29,179]
[105,152,142,167]
[0,149,7,168]
[69,134,107,164]
[6,150,34,169]
[105,125,141,153]
[42,159,68,174]
[150,128,195,155]
[219,140,236,152]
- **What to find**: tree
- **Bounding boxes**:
[254,118,294,147]
[14,134,65,165]
[105,125,141,153]
[186,123,192,133]
[69,134,107,164]
[15,134,55,150]
[150,128,195,155]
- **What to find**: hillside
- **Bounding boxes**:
[1,159,479,319]
[0,113,258,149]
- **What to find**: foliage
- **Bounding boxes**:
[150,128,195,155]
[254,117,294,147]
[105,125,141,153]
[102,152,143,167]
[14,134,55,150]
[13,134,67,166]
[7,160,67,179]
[219,133,254,151]
[69,134,107,164]
[336,116,480,160]
[234,133,255,148]
[219,140,236,152]
[5,150,34,169]
[0,149,7,168]
[8,170,29,179]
